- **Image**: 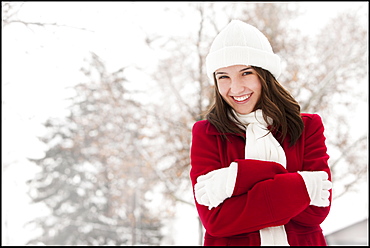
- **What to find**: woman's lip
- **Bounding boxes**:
[231,93,252,103]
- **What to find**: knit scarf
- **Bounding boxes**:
[232,109,289,246]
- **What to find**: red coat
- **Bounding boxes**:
[190,113,331,246]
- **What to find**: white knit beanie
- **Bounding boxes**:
[206,20,281,81]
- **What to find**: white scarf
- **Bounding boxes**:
[233,109,289,246]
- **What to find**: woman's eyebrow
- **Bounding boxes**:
[215,71,227,75]
[215,66,252,75]
[240,67,252,72]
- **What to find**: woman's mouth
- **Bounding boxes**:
[232,94,252,103]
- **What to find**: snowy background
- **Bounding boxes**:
[2,2,368,245]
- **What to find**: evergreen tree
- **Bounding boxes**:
[26,52,163,245]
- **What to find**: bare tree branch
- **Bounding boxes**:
[2,2,93,32]
[330,135,367,170]
[4,19,94,32]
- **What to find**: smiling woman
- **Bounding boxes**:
[203,20,305,145]
[215,65,261,115]
[189,20,333,246]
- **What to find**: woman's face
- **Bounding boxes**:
[215,65,262,115]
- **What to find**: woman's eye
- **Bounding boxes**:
[242,71,252,76]
[218,75,229,80]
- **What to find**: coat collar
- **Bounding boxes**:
[204,119,276,139]
[205,120,245,137]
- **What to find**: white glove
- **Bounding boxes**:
[194,162,238,210]
[297,171,332,207]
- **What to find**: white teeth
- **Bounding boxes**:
[233,94,250,101]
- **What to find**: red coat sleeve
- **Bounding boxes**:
[289,114,332,226]
[190,121,311,237]
[232,159,288,196]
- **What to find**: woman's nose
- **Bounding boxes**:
[230,78,245,94]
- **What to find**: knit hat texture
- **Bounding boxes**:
[206,20,281,81]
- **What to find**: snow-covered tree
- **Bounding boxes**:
[26,53,163,245]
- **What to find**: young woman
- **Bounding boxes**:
[190,20,332,246]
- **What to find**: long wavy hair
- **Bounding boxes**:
[206,66,304,147]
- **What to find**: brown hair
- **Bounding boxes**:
[206,66,304,147]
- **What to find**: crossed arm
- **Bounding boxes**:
[189,115,331,237]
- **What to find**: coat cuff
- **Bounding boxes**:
[226,162,238,197]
